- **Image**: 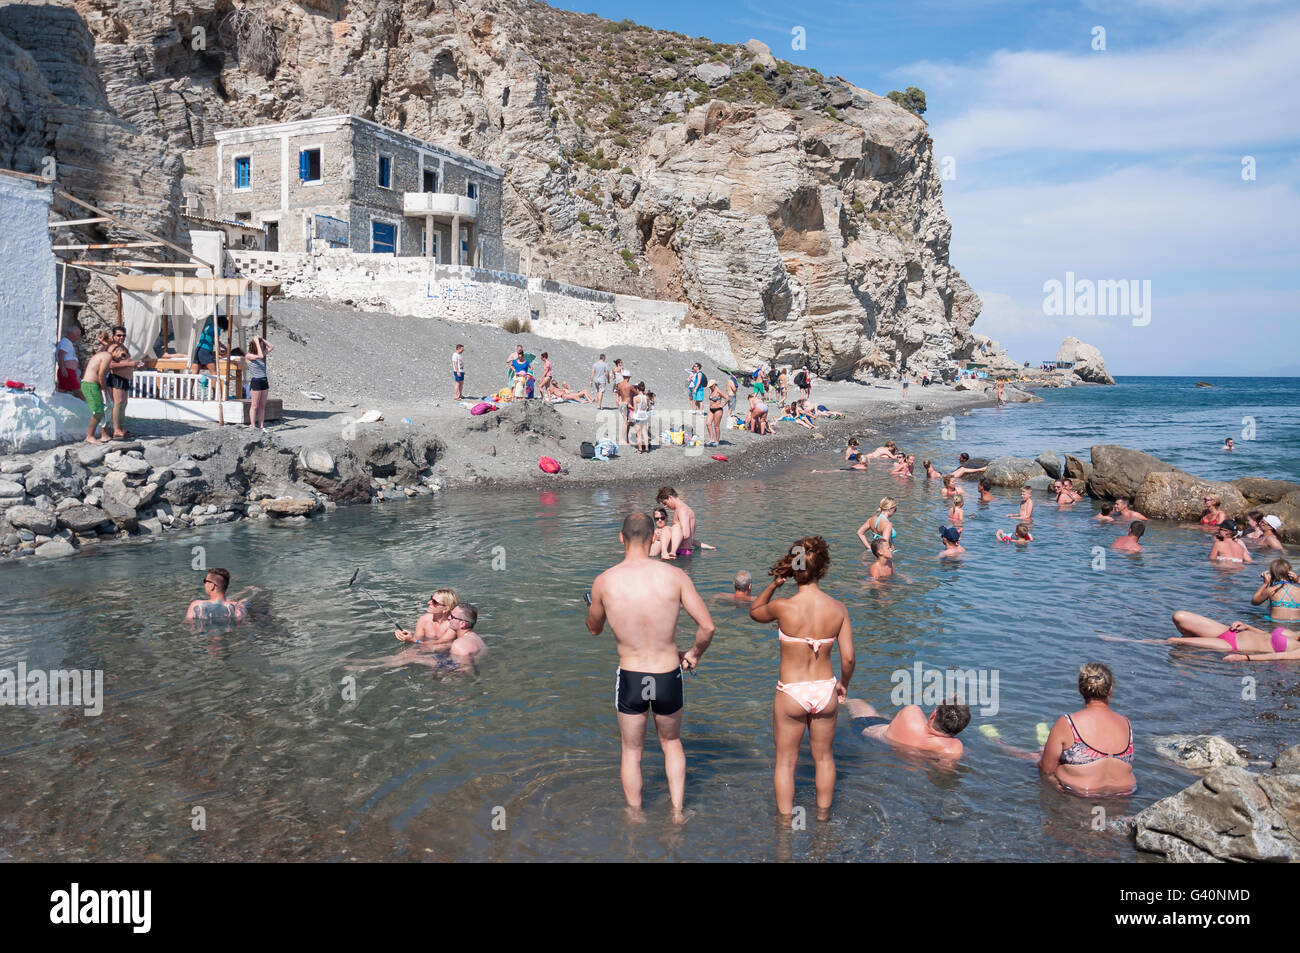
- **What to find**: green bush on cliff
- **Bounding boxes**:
[887,87,927,116]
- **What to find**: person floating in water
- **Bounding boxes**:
[749,536,854,821]
[938,526,965,558]
[586,512,715,822]
[1166,612,1297,658]
[1037,663,1137,797]
[185,568,254,623]
[997,524,1034,544]
[845,697,969,759]
[1112,522,1145,552]
[1006,486,1034,522]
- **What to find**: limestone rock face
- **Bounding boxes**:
[1233,478,1300,505]
[1,0,982,380]
[1134,471,1248,522]
[1088,445,1173,500]
[1056,337,1114,385]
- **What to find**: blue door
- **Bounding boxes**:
[372,221,396,254]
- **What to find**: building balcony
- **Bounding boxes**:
[403,192,478,220]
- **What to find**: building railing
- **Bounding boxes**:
[129,370,228,402]
[402,192,479,219]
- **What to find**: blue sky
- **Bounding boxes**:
[560,0,1299,375]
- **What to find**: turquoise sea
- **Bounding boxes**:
[1,376,1297,861]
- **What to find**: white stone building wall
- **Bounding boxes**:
[0,177,58,394]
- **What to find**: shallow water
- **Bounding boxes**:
[1,377,1297,861]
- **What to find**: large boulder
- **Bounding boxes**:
[1129,766,1300,862]
[1153,735,1247,771]
[56,504,112,534]
[1134,471,1248,522]
[1035,451,1061,479]
[1057,336,1115,385]
[1232,477,1300,505]
[1265,491,1300,545]
[24,447,87,500]
[1088,445,1173,500]
[983,455,1046,488]
[1064,453,1092,485]
[4,504,57,535]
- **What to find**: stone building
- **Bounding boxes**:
[212,115,504,267]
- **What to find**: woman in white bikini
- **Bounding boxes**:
[749,536,855,820]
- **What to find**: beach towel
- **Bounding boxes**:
[594,438,619,460]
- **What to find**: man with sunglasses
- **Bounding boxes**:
[586,512,715,821]
[444,604,485,661]
[185,568,251,622]
[396,592,458,646]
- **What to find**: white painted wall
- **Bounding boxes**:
[225,249,738,366]
[0,177,58,394]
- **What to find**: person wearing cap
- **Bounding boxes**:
[705,379,726,445]
[939,526,965,558]
[1245,511,1285,551]
[1209,520,1252,563]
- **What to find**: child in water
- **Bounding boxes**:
[949,493,965,527]
[997,524,1034,544]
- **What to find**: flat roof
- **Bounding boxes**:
[213,114,504,179]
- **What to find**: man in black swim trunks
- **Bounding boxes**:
[586,512,715,819]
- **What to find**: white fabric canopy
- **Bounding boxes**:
[120,291,163,359]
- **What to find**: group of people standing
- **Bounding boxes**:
[58,321,140,443]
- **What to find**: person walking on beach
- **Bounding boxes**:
[536,351,552,397]
[80,333,113,443]
[591,353,610,409]
[749,536,855,820]
[901,369,910,399]
[586,512,715,820]
[247,335,273,431]
[451,344,466,399]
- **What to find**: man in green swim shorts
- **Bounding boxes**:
[81,340,113,443]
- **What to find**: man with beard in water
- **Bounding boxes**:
[586,512,715,821]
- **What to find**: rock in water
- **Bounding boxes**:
[1153,735,1246,770]
[1035,451,1061,479]
[1134,472,1248,522]
[1088,445,1173,500]
[1129,766,1300,862]
[983,456,1047,487]
[1064,454,1092,484]
[1231,477,1300,505]
[1056,337,1115,385]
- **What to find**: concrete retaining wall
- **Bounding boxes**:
[226,249,736,365]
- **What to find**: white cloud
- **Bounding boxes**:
[904,11,1300,158]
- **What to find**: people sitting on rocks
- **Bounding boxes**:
[1038,663,1136,796]
[1209,522,1251,563]
[1112,522,1145,552]
[845,696,969,760]
[185,568,254,623]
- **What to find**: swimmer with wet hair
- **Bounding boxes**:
[844,697,969,759]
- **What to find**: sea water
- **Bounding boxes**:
[1,377,1296,861]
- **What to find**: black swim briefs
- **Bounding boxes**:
[615,667,684,715]
[852,715,891,730]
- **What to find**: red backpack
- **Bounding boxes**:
[538,457,562,474]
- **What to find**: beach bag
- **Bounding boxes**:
[470,401,496,416]
[538,456,561,474]
[580,441,596,459]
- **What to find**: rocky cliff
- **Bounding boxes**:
[0,0,982,379]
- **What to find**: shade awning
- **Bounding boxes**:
[114,274,281,295]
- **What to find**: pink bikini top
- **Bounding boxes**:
[778,629,835,657]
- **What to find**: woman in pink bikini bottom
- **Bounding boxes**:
[1168,611,1297,658]
[749,535,856,820]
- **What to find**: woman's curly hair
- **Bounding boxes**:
[769,535,831,585]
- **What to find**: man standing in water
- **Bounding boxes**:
[586,512,715,820]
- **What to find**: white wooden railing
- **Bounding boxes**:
[129,370,227,402]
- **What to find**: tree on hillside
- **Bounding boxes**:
[887,87,927,116]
